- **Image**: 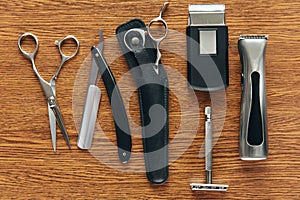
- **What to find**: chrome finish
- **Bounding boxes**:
[48,96,71,149]
[190,106,228,192]
[188,4,225,26]
[123,2,169,75]
[205,107,212,184]
[238,35,268,160]
[190,183,228,192]
[124,28,146,52]
[77,30,105,150]
[148,2,169,69]
[18,32,79,151]
[77,85,101,149]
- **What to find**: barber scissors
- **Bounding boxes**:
[18,32,79,151]
[124,2,169,74]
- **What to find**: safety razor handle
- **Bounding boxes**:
[238,36,268,160]
[205,107,212,184]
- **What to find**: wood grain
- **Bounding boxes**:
[0,0,300,199]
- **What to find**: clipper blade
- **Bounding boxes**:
[239,35,268,40]
[190,183,228,192]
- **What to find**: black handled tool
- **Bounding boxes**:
[78,31,132,163]
[238,35,268,160]
[91,45,132,163]
[116,18,169,184]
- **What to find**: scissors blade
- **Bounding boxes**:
[48,103,57,152]
[49,98,71,149]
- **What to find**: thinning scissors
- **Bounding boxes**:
[18,32,79,151]
[124,2,169,74]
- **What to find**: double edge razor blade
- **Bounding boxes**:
[190,183,228,192]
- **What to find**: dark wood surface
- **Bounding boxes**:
[0,0,299,199]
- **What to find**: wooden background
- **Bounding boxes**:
[0,0,299,199]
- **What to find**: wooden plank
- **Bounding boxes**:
[0,0,299,199]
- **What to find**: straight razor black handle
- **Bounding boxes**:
[91,46,132,163]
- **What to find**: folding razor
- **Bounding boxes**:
[238,35,268,160]
[78,30,132,163]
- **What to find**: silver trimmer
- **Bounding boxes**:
[190,107,228,192]
[238,35,268,160]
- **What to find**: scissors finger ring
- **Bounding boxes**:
[18,32,39,60]
[55,35,80,60]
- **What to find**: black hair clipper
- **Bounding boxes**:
[238,35,268,160]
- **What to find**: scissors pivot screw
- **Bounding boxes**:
[18,32,79,151]
[131,37,140,45]
[49,97,55,104]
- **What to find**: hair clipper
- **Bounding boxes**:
[238,35,268,160]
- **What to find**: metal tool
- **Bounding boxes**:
[77,31,102,150]
[190,107,228,191]
[238,35,268,160]
[78,30,132,163]
[187,4,229,91]
[18,32,79,151]
[124,2,169,74]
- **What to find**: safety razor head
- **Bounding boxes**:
[190,183,228,192]
[239,35,268,40]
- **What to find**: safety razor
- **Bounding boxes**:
[190,107,228,192]
[238,35,268,160]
